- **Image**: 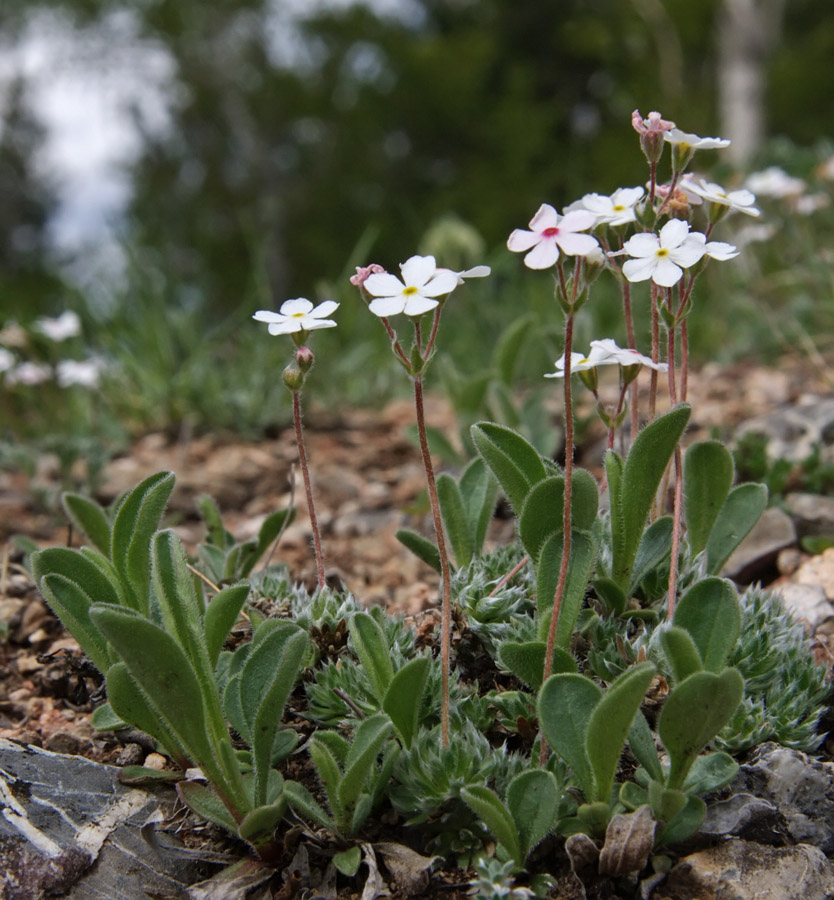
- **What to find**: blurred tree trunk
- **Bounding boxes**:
[716,0,786,166]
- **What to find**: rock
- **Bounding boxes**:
[784,492,834,539]
[0,738,214,899]
[773,582,834,631]
[722,507,797,584]
[790,547,834,601]
[734,396,834,464]
[729,742,834,854]
[663,839,834,900]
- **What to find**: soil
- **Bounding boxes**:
[2,355,833,898]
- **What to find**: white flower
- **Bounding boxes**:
[5,362,52,386]
[253,298,339,335]
[364,255,458,317]
[507,204,599,269]
[663,129,730,151]
[744,166,805,199]
[578,187,645,227]
[621,220,706,287]
[686,179,760,217]
[545,338,667,378]
[56,359,104,388]
[34,311,82,342]
[795,193,829,216]
[0,347,15,373]
[704,241,739,261]
[437,264,491,285]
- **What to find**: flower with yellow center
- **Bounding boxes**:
[253,298,339,335]
[363,255,458,317]
[621,219,706,287]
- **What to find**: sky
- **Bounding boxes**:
[0,0,418,263]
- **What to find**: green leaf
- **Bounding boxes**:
[655,795,706,846]
[117,765,183,785]
[612,405,691,588]
[659,669,745,791]
[618,781,649,811]
[284,780,336,832]
[105,662,190,767]
[660,626,705,684]
[110,471,176,613]
[628,516,673,595]
[459,457,498,554]
[178,782,239,833]
[683,441,735,557]
[204,584,250,668]
[350,613,395,704]
[682,751,738,795]
[61,493,111,555]
[152,530,204,666]
[461,785,522,868]
[605,450,626,578]
[309,738,345,825]
[197,494,231,549]
[507,770,559,860]
[90,702,127,733]
[471,422,547,513]
[538,673,601,800]
[706,483,768,575]
[383,656,430,749]
[238,798,287,846]
[395,528,442,574]
[519,470,598,561]
[498,641,574,691]
[593,577,628,616]
[673,578,740,673]
[90,606,216,773]
[628,713,663,783]
[333,846,362,877]
[338,714,393,815]
[437,472,475,569]
[586,662,656,803]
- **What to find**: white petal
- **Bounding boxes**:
[458,265,491,279]
[559,209,596,232]
[421,270,458,297]
[507,228,541,252]
[528,203,560,231]
[652,257,684,287]
[280,298,314,316]
[403,295,439,316]
[253,310,283,323]
[705,241,739,260]
[524,240,560,269]
[658,219,691,249]
[303,317,337,330]
[364,272,405,297]
[612,186,644,206]
[400,255,437,288]
[623,233,660,259]
[556,232,599,256]
[311,300,339,317]
[669,234,706,268]
[268,321,299,334]
[622,257,657,283]
[368,296,405,317]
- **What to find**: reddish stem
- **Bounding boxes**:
[666,322,682,617]
[413,375,453,747]
[293,390,326,589]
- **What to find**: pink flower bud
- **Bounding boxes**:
[632,110,675,165]
[349,264,386,287]
[295,345,315,373]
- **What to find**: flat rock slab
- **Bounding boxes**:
[0,738,215,899]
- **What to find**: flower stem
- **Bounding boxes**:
[413,374,453,747]
[666,323,683,617]
[293,390,326,589]
[649,281,660,422]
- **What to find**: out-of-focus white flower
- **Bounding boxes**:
[0,347,15,373]
[734,223,779,247]
[6,362,52,386]
[744,167,805,199]
[545,338,667,378]
[621,220,706,287]
[0,322,28,348]
[56,359,104,388]
[686,179,760,217]
[795,193,830,216]
[578,187,645,227]
[663,129,731,151]
[253,298,339,335]
[34,311,82,342]
[507,204,599,269]
[363,255,458,317]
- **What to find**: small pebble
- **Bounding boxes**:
[45,730,92,756]
[115,743,145,766]
[143,752,168,770]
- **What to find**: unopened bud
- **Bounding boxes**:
[295,346,315,373]
[282,365,304,392]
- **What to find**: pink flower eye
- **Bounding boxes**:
[542,227,559,237]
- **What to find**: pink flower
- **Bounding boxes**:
[507,204,598,270]
[631,110,676,136]
[350,264,386,287]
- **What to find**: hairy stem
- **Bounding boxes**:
[413,375,453,746]
[293,390,326,589]
[666,323,683,617]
